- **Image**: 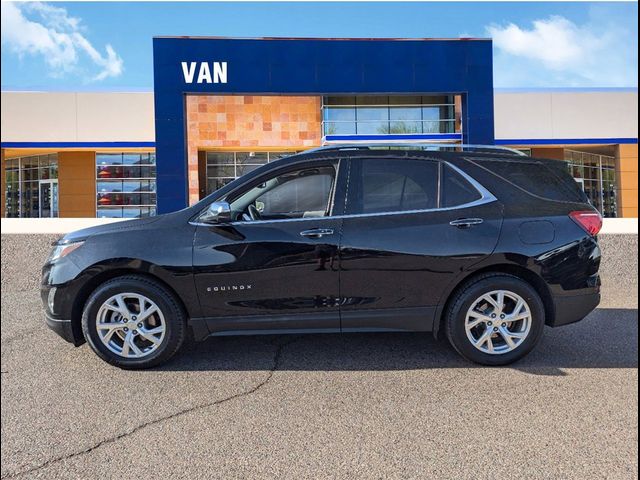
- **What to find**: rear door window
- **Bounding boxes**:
[346,158,439,214]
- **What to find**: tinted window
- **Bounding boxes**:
[441,164,482,207]
[347,159,438,214]
[257,170,334,216]
[482,159,587,203]
[230,165,336,220]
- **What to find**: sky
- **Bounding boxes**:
[1,1,638,91]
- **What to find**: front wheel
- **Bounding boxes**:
[82,275,186,369]
[445,274,545,366]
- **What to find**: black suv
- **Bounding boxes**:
[42,145,602,369]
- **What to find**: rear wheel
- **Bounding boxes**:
[82,276,186,369]
[445,274,545,366]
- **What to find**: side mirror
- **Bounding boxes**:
[200,201,232,224]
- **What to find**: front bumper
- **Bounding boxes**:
[44,312,80,345]
[41,282,85,346]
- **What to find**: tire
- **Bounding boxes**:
[82,275,186,369]
[445,273,545,366]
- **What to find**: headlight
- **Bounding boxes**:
[49,241,84,263]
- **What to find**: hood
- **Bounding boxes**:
[59,216,164,244]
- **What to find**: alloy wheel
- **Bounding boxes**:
[95,293,166,359]
[465,290,532,355]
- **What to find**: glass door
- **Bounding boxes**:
[39,180,59,218]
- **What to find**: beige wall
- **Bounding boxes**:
[3,90,637,146]
[494,91,638,141]
[1,92,155,143]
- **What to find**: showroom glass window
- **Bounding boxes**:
[205,151,296,196]
[565,150,618,217]
[96,153,156,218]
[322,96,457,136]
[3,154,58,218]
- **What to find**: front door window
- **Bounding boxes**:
[230,165,337,222]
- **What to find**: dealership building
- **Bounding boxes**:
[1,37,638,219]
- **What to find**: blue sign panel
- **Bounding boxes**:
[153,37,494,213]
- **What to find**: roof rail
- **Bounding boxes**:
[305,143,527,156]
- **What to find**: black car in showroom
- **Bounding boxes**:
[42,145,602,369]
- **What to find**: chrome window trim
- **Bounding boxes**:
[190,161,497,227]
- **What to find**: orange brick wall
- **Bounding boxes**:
[616,144,638,218]
[58,151,97,217]
[185,95,322,205]
[531,147,565,160]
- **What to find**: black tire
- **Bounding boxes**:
[81,275,186,369]
[445,273,545,366]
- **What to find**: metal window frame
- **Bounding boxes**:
[38,179,59,218]
[321,95,458,137]
[3,154,58,218]
[564,148,617,217]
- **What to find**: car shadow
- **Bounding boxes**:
[159,308,638,376]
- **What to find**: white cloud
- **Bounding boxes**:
[486,14,637,87]
[1,1,123,82]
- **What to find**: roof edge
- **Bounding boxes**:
[152,36,491,41]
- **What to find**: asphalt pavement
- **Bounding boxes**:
[1,234,637,479]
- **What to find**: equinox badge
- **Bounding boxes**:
[206,285,252,292]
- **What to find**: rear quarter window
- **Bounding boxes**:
[479,159,588,203]
[441,164,482,207]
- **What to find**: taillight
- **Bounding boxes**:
[569,210,603,236]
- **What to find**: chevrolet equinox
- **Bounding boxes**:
[42,145,602,369]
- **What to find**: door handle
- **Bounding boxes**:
[450,218,484,229]
[300,228,334,238]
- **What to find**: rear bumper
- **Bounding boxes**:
[549,290,601,327]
